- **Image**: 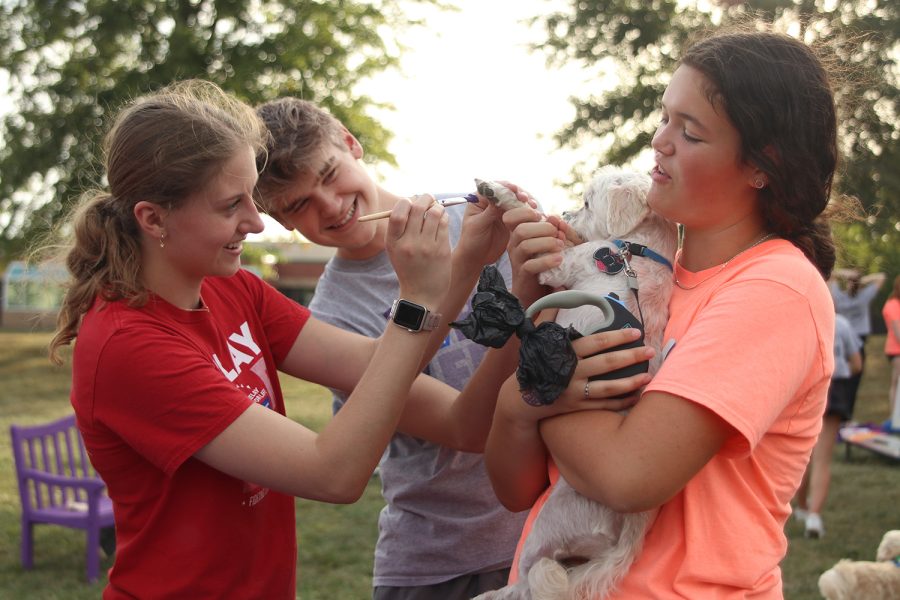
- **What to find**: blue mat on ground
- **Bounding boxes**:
[839,422,900,461]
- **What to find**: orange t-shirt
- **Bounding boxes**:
[510,240,834,598]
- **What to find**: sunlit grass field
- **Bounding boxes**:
[1,330,898,599]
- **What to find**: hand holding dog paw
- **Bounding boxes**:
[546,214,584,246]
[455,199,509,268]
[504,214,566,307]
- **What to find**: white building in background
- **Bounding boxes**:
[260,241,335,307]
[1,260,67,330]
[0,243,336,331]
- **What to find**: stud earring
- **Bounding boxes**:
[753,178,765,189]
[159,232,166,248]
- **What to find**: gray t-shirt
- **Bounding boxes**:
[829,280,880,336]
[308,205,526,586]
[833,313,861,380]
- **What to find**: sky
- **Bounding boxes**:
[0,1,626,242]
[259,0,607,240]
[359,0,592,213]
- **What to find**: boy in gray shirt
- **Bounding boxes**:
[255,97,528,599]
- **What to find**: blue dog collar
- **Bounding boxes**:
[613,239,673,271]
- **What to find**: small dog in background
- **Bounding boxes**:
[818,530,900,600]
[475,168,678,600]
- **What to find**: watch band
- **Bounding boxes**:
[389,298,441,332]
[421,311,442,331]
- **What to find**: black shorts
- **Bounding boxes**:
[373,568,511,600]
[826,378,855,421]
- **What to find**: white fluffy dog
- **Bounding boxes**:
[540,167,677,373]
[475,168,678,600]
[818,530,900,600]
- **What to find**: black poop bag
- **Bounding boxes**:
[450,266,578,406]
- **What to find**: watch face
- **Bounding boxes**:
[393,300,426,331]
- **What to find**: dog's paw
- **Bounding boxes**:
[538,266,565,289]
[475,179,522,212]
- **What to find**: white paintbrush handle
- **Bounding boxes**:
[357,197,470,222]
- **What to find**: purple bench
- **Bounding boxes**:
[10,413,115,582]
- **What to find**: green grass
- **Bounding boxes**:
[1,331,898,599]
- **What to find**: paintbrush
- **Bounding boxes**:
[357,193,479,222]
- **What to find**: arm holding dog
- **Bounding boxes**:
[540,273,828,514]
[539,392,731,512]
[485,330,650,511]
[483,212,652,511]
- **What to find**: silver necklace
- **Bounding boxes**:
[674,233,776,291]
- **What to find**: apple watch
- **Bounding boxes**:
[389,299,441,332]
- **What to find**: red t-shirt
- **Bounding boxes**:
[72,269,309,599]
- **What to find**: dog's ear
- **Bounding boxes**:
[606,179,650,238]
[876,530,900,561]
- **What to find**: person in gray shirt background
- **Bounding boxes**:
[829,268,885,412]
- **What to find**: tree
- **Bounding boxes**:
[533,0,899,278]
[0,0,444,265]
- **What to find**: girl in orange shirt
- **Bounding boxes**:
[485,30,842,599]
